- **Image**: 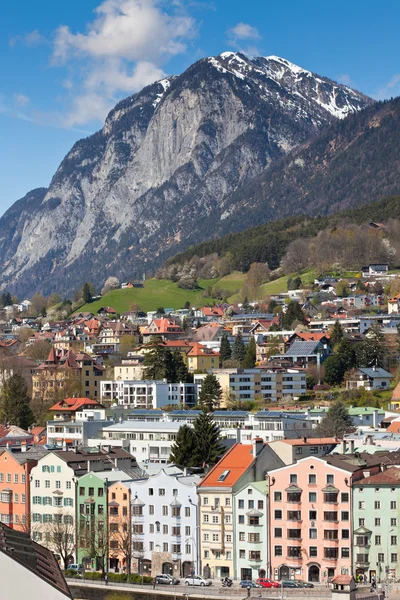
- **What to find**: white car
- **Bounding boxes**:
[185,575,212,586]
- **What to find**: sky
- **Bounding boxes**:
[1,0,400,215]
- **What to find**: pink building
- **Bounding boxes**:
[268,456,353,584]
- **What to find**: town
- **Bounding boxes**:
[0,261,400,595]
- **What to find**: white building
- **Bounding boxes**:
[90,421,185,463]
[233,480,268,581]
[100,380,198,408]
[130,468,200,577]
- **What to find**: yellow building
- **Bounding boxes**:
[186,342,220,372]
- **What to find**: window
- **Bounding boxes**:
[98,488,103,496]
[89,487,94,496]
[391,501,397,510]
[149,524,154,533]
[375,518,381,526]
[324,530,338,540]
[149,505,154,515]
[248,500,254,509]
[309,510,317,520]
[249,551,261,561]
[14,474,18,484]
[324,492,338,504]
[149,488,154,496]
[287,511,301,521]
[391,518,397,527]
[238,515,244,524]
[309,547,317,557]
[203,533,209,541]
[14,493,18,503]
[341,493,349,503]
[173,489,178,497]
[185,526,191,536]
[66,482,71,490]
[163,525,168,534]
[6,474,11,483]
[309,528,317,539]
[391,554,398,563]
[375,501,381,510]
[0,474,4,482]
[341,548,350,558]
[324,548,338,559]
[287,492,301,503]
[288,547,301,558]
[239,532,245,541]
[239,550,245,559]
[274,510,282,520]
[159,489,165,496]
[378,553,384,563]
[342,530,350,540]
[79,487,85,496]
[323,512,338,522]
[309,474,316,484]
[238,499,244,509]
[21,475,25,484]
[203,515,209,523]
[309,492,317,502]
[185,507,190,517]
[57,466,61,473]
[359,518,365,527]
[226,551,231,559]
[163,543,168,552]
[203,497,208,505]
[290,474,297,484]
[225,514,231,524]
[391,536,397,545]
[258,500,264,510]
[274,546,282,557]
[55,481,61,489]
[326,475,334,484]
[288,529,301,539]
[45,480,50,488]
[212,515,218,524]
[162,506,168,516]
[274,492,282,502]
[34,480,40,488]
[21,494,25,504]
[375,535,381,545]
[341,511,349,521]
[225,498,231,506]
[212,534,219,542]
[274,528,282,538]
[358,501,365,510]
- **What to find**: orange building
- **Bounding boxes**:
[0,449,43,530]
[108,480,132,572]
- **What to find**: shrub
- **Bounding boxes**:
[64,569,80,578]
[128,574,152,585]
[83,571,103,580]
[108,573,128,582]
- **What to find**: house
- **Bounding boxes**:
[0,425,33,447]
[0,355,38,393]
[108,480,133,572]
[130,468,200,577]
[274,339,330,368]
[100,379,198,408]
[345,367,393,391]
[142,318,183,342]
[97,306,117,316]
[194,306,225,321]
[0,522,72,599]
[361,264,389,278]
[388,294,400,315]
[267,438,340,465]
[186,342,220,372]
[198,440,284,579]
[49,397,103,421]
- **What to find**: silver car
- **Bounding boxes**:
[184,575,212,586]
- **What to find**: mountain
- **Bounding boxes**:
[0,52,371,297]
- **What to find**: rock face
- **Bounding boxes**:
[0,53,371,296]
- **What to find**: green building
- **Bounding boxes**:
[353,467,400,583]
[77,472,109,571]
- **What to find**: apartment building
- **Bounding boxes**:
[267,454,384,584]
[198,440,283,579]
[353,467,400,583]
[130,469,200,577]
[100,380,198,408]
[0,449,46,530]
[233,480,268,581]
[108,480,132,572]
[267,438,340,466]
[194,368,306,405]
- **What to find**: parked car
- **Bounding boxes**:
[295,581,314,588]
[256,578,280,588]
[185,575,212,586]
[240,580,261,588]
[155,574,180,585]
[67,564,83,574]
[281,580,301,588]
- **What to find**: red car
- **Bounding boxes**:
[256,578,280,588]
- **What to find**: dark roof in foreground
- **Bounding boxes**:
[0,523,72,597]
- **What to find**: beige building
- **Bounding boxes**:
[114,358,145,381]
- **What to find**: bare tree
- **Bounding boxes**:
[79,513,108,574]
[109,515,132,575]
[101,277,121,296]
[32,511,75,570]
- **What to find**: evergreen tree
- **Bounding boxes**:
[232,332,246,363]
[192,411,224,467]
[0,291,12,308]
[336,338,357,372]
[169,425,196,467]
[199,373,222,411]
[242,337,256,368]
[143,337,167,380]
[324,355,346,386]
[82,282,93,304]
[219,334,231,363]
[316,401,353,438]
[330,321,344,347]
[282,301,305,329]
[356,324,386,368]
[172,350,191,383]
[0,374,34,429]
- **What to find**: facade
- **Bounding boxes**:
[114,359,145,381]
[108,480,132,572]
[131,469,200,577]
[352,467,400,583]
[268,457,353,583]
[198,440,283,579]
[345,368,393,391]
[233,480,268,581]
[77,472,109,570]
[100,379,197,408]
[194,368,307,405]
[267,438,340,465]
[186,343,220,372]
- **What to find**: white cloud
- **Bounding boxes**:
[228,22,261,41]
[13,93,30,107]
[337,73,354,87]
[9,30,45,48]
[52,0,197,126]
[374,74,400,100]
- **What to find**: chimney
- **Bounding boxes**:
[253,437,263,458]
[303,436,307,443]
[373,409,379,428]
[349,440,355,454]
[236,429,241,444]
[21,442,27,453]
[339,440,345,454]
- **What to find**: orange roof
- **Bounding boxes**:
[162,340,194,348]
[389,294,400,302]
[387,421,400,433]
[143,318,182,335]
[49,397,102,412]
[392,383,400,401]
[278,437,339,446]
[187,342,219,357]
[296,332,330,341]
[201,307,224,317]
[198,444,255,488]
[356,466,400,485]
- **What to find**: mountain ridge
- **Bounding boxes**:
[0,52,372,297]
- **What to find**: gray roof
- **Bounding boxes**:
[169,410,202,416]
[255,411,308,421]
[213,411,249,418]
[284,340,321,357]
[359,368,393,379]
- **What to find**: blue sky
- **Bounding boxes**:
[1,0,400,215]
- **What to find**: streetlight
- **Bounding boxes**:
[387,529,394,584]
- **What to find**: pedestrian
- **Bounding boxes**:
[105,574,109,586]
[247,586,251,598]
[153,578,156,589]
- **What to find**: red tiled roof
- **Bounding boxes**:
[278,437,339,446]
[49,397,102,412]
[187,342,219,357]
[143,318,182,335]
[201,307,224,317]
[355,466,400,485]
[198,444,255,488]
[387,421,400,433]
[296,332,330,341]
